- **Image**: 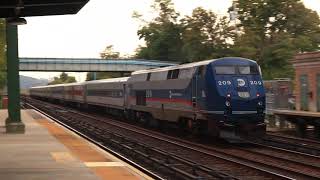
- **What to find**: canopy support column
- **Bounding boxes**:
[5,23,25,134]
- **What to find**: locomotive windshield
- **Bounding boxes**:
[238,66,259,74]
[215,65,259,75]
[215,66,236,74]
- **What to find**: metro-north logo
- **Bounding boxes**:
[237,79,246,87]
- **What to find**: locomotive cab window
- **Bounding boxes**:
[239,66,259,75]
[215,66,259,75]
[197,66,206,77]
[215,66,236,74]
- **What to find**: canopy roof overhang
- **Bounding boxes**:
[0,0,89,18]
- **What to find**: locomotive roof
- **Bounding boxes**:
[131,57,256,75]
[132,59,214,75]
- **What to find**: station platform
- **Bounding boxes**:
[274,109,320,117]
[0,109,152,180]
[273,109,320,137]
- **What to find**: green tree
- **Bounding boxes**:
[87,44,131,81]
[48,72,76,85]
[60,72,68,82]
[100,45,120,59]
[134,1,236,63]
[231,0,320,79]
[134,0,184,62]
[0,19,6,90]
[181,7,234,62]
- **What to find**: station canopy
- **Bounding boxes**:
[0,0,89,18]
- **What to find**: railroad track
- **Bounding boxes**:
[248,133,320,156]
[24,98,320,179]
[24,99,236,179]
[267,132,320,148]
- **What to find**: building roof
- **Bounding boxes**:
[0,0,89,18]
[292,51,320,65]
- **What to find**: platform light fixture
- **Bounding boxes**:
[6,0,27,25]
[7,17,27,25]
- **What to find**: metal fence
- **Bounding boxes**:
[264,78,293,115]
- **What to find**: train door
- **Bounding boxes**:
[191,72,198,110]
[71,86,75,102]
[317,74,320,111]
[123,84,127,108]
[300,74,309,111]
[84,84,87,105]
[136,90,146,106]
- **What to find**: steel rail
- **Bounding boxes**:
[254,134,320,156]
[267,133,320,148]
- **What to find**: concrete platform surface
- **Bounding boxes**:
[0,110,152,180]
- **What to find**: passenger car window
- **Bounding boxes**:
[172,69,179,79]
[167,69,180,79]
[167,70,173,79]
[215,66,236,74]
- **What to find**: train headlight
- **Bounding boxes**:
[225,101,231,107]
[258,101,263,106]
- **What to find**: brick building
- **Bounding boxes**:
[292,51,320,112]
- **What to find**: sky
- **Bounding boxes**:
[18,0,320,81]
[18,0,233,58]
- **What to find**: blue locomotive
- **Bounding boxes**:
[30,57,266,141]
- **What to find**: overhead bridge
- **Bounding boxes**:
[19,58,177,72]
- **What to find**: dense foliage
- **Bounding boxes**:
[135,0,183,62]
[100,45,120,59]
[87,45,129,81]
[134,0,320,79]
[232,0,320,79]
[134,0,233,62]
[181,7,234,62]
[48,72,76,85]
